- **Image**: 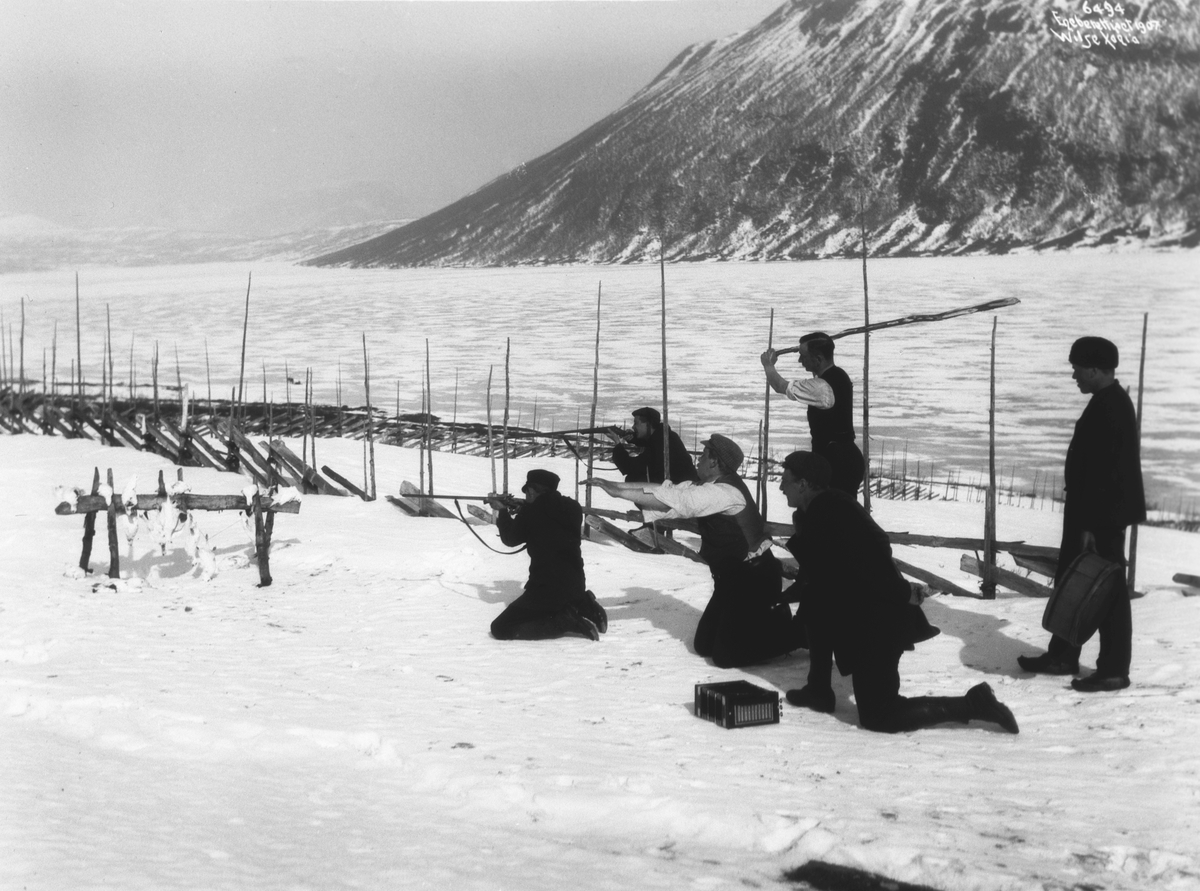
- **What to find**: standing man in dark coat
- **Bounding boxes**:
[589,434,793,668]
[1018,336,1145,692]
[608,406,699,484]
[761,332,865,497]
[779,451,1018,734]
[486,469,607,641]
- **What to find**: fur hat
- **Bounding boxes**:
[522,469,560,493]
[781,450,832,489]
[1069,336,1119,370]
[701,434,744,471]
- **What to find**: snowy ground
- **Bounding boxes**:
[3,434,1199,891]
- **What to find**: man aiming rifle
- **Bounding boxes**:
[484,469,607,641]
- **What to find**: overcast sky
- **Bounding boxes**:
[1,0,783,231]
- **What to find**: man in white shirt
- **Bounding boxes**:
[588,434,795,668]
[761,332,865,496]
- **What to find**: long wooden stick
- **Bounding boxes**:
[425,339,434,495]
[1127,312,1148,594]
[759,309,774,515]
[982,316,998,599]
[587,283,601,529]
[451,368,459,453]
[75,272,82,410]
[236,271,252,417]
[105,306,114,412]
[776,297,1021,354]
[503,338,511,495]
[19,297,25,394]
[362,333,375,500]
[204,339,212,406]
[486,365,497,493]
[860,197,872,513]
[660,246,670,482]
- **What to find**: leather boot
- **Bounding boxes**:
[966,683,1020,733]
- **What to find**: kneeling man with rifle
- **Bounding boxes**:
[485,470,608,641]
[589,434,793,668]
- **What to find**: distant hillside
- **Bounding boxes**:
[0,219,409,273]
[309,0,1200,267]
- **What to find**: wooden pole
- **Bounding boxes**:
[128,334,134,401]
[982,316,998,599]
[660,245,670,482]
[860,197,872,512]
[308,367,317,474]
[52,322,58,401]
[19,297,25,394]
[759,308,774,515]
[75,272,82,412]
[451,368,459,454]
[236,271,252,419]
[204,339,212,407]
[362,333,376,500]
[486,365,497,494]
[302,367,310,466]
[503,337,511,495]
[106,468,120,579]
[174,343,182,396]
[1,310,6,389]
[425,339,434,495]
[1128,312,1148,594]
[152,342,160,418]
[79,466,100,572]
[105,305,113,415]
[586,284,601,533]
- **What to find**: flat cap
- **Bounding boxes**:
[701,433,744,471]
[781,451,832,489]
[1069,336,1119,369]
[522,469,560,493]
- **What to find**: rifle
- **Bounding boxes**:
[774,297,1020,355]
[503,425,625,439]
[405,493,640,523]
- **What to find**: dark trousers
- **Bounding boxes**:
[694,552,792,668]
[491,587,586,640]
[817,441,865,497]
[850,648,972,734]
[1047,520,1132,676]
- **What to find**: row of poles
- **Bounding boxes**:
[4,237,1151,592]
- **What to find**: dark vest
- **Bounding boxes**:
[697,473,769,570]
[807,365,856,450]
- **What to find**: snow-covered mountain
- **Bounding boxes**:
[309,0,1199,267]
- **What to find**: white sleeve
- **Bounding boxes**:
[640,481,745,522]
[784,377,835,409]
